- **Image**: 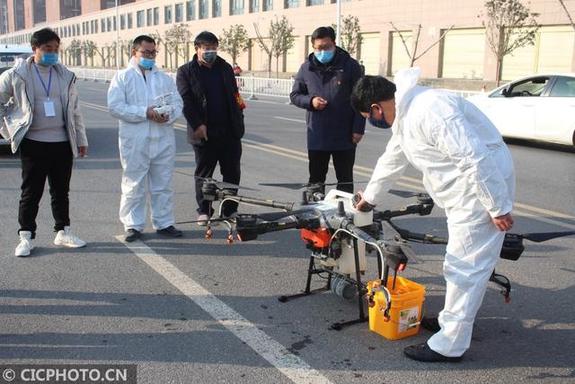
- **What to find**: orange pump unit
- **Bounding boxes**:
[300,228,331,249]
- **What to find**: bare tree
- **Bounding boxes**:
[557,0,575,31]
[390,22,454,68]
[94,44,113,68]
[82,40,97,67]
[480,0,539,85]
[67,39,83,66]
[253,22,273,77]
[270,16,295,76]
[332,15,362,57]
[164,24,191,69]
[219,24,250,64]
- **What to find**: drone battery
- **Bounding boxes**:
[367,277,425,340]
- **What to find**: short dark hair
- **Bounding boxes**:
[132,35,156,50]
[311,26,336,43]
[30,28,60,48]
[351,76,397,113]
[194,31,219,48]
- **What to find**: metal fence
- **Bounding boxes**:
[71,67,482,99]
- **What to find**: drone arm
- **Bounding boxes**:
[220,195,295,211]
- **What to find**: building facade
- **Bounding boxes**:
[0,0,574,84]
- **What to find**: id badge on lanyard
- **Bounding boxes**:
[34,64,56,117]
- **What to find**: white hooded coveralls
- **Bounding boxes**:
[108,58,183,232]
[363,68,515,357]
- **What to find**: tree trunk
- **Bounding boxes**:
[267,54,272,78]
[496,56,503,87]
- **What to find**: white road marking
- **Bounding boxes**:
[116,237,333,384]
[274,116,305,124]
[81,102,575,229]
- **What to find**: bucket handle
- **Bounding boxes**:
[367,281,392,322]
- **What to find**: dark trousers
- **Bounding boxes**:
[18,138,73,238]
[308,149,356,194]
[193,138,242,217]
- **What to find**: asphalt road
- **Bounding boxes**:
[0,80,574,384]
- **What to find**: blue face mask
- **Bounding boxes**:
[368,106,392,129]
[39,52,58,66]
[139,57,155,70]
[314,49,335,64]
[202,50,217,64]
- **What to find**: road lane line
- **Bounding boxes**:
[81,102,575,227]
[117,237,333,384]
[274,116,305,124]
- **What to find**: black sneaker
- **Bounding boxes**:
[404,343,463,363]
[421,317,441,333]
[125,229,142,242]
[156,225,183,238]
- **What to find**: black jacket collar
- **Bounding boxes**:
[308,47,350,72]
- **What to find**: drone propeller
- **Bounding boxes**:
[175,217,232,225]
[259,181,368,190]
[520,231,575,243]
[255,207,318,222]
[388,189,427,198]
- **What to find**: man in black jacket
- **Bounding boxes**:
[176,31,245,224]
[290,26,365,194]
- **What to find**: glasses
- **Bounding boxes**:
[138,49,159,58]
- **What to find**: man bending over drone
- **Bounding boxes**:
[352,68,515,363]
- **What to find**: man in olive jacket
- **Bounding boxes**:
[290,26,365,194]
[176,31,245,224]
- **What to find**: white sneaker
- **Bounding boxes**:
[54,226,87,248]
[15,231,34,257]
[197,214,209,227]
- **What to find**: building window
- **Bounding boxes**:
[146,8,152,26]
[120,14,125,29]
[112,17,116,31]
[307,0,323,4]
[60,0,81,19]
[284,0,298,7]
[136,10,144,27]
[94,20,98,33]
[249,0,259,12]
[153,7,159,25]
[230,0,244,15]
[13,0,25,30]
[100,0,136,9]
[175,3,184,22]
[199,0,208,19]
[33,0,47,24]
[101,18,106,32]
[212,0,221,17]
[186,0,196,20]
[263,0,272,11]
[165,5,173,23]
[107,17,112,31]
[127,13,133,28]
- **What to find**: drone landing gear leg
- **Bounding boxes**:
[278,255,330,303]
[330,239,368,331]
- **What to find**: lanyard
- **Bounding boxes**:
[33,64,53,98]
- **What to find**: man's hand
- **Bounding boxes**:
[352,133,363,144]
[492,213,514,231]
[354,191,375,212]
[78,146,88,158]
[146,106,159,121]
[193,124,208,141]
[312,96,328,111]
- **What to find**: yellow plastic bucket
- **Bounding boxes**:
[367,277,426,340]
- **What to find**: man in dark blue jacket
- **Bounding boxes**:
[290,26,365,193]
[176,31,245,225]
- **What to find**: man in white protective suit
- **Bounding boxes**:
[351,68,515,362]
[108,35,184,242]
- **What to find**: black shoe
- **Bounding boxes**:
[125,229,142,242]
[404,343,463,363]
[421,317,441,333]
[156,225,183,238]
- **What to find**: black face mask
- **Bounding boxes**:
[368,107,392,129]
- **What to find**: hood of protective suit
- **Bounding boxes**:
[391,67,426,132]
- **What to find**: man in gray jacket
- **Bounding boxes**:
[0,28,88,257]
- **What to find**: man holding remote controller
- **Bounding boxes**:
[107,35,184,242]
